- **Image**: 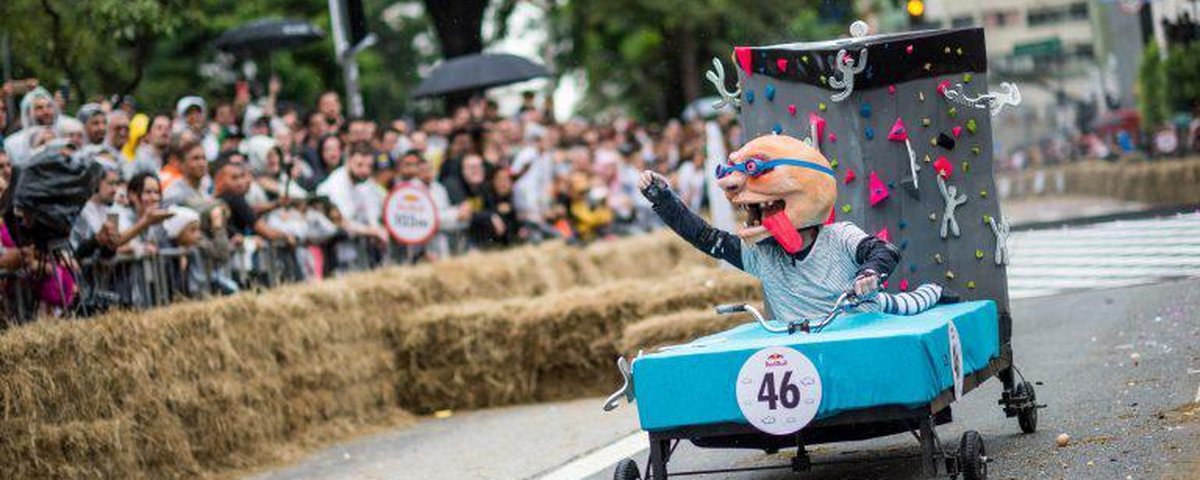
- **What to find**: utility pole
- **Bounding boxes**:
[327,0,375,119]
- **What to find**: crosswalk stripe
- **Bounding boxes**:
[1006,213,1200,298]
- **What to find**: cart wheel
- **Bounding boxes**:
[613,458,641,480]
[1016,381,1038,434]
[958,430,987,480]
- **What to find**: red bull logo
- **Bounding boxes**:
[764,353,788,367]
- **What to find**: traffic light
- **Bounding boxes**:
[907,0,925,23]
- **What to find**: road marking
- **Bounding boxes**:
[1194,383,1200,404]
[535,432,647,480]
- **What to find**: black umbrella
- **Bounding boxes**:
[213,19,325,56]
[412,53,550,98]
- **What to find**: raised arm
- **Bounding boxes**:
[638,171,743,269]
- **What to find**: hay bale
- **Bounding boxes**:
[620,307,756,353]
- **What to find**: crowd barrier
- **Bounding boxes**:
[0,233,397,325]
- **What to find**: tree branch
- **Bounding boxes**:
[38,0,87,101]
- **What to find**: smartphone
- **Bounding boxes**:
[106,211,120,231]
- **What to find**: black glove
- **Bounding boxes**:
[640,173,671,205]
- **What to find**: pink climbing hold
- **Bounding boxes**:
[905,44,914,55]
[868,171,889,206]
[776,58,788,73]
[876,227,891,243]
[788,104,797,116]
[887,117,908,142]
[952,126,963,137]
[936,80,952,97]
[734,47,753,76]
[899,279,910,291]
[888,85,897,95]
[827,132,837,143]
[844,169,857,184]
[809,112,826,141]
[933,156,953,179]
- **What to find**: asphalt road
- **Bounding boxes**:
[248,277,1200,480]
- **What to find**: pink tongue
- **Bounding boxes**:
[763,210,805,254]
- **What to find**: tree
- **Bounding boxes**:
[1162,43,1200,116]
[551,0,846,121]
[1137,42,1167,128]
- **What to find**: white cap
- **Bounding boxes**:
[163,206,201,239]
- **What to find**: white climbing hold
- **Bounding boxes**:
[937,176,967,239]
[706,57,742,110]
[829,49,867,102]
[986,215,1011,266]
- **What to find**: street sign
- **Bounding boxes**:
[1012,38,1062,58]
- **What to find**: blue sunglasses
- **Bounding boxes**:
[714,157,836,180]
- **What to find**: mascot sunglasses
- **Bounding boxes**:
[714,156,836,180]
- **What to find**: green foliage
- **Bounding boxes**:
[1162,42,1200,115]
[552,0,846,121]
[1137,42,1166,127]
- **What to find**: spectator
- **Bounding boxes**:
[306,134,342,189]
[131,115,171,177]
[317,142,388,243]
[115,172,173,255]
[77,103,107,146]
[105,110,132,162]
[175,96,218,160]
[211,154,294,245]
[317,91,343,131]
[69,156,121,258]
[416,153,467,259]
[5,87,68,163]
[56,117,85,148]
[162,140,211,207]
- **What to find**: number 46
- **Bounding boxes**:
[758,371,802,410]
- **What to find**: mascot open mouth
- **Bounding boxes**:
[738,198,807,253]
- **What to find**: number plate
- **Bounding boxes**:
[735,346,822,435]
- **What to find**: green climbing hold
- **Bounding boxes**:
[966,119,978,134]
[975,249,985,259]
[956,47,964,55]
[947,107,958,118]
[929,137,938,147]
[945,270,956,280]
[819,75,827,85]
[829,157,838,168]
[818,102,827,111]
[966,280,976,289]
[963,73,973,83]
[801,55,809,64]
[944,46,951,54]
[982,214,993,224]
[841,204,852,214]
[962,161,970,173]
[923,154,932,163]
[971,145,981,156]
[980,189,988,198]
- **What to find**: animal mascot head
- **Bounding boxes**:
[716,134,836,253]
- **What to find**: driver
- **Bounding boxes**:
[639,134,945,321]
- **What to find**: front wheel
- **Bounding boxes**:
[958,430,987,480]
[613,458,641,480]
[1016,381,1038,434]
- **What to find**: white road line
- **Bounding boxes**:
[1194,383,1200,404]
[536,432,647,480]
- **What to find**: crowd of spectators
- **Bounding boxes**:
[0,78,740,320]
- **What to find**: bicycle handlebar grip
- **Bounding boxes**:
[715,304,746,315]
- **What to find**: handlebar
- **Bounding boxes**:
[715,303,788,333]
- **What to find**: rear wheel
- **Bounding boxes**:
[958,430,987,480]
[1016,381,1038,434]
[613,458,641,480]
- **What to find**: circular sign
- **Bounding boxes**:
[948,321,964,401]
[1155,130,1178,155]
[735,346,822,435]
[383,183,439,245]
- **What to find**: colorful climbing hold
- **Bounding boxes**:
[935,132,956,150]
[734,46,754,76]
[865,126,875,140]
[843,169,857,184]
[887,117,909,142]
[868,171,890,206]
[841,204,853,214]
[945,270,956,280]
[898,219,908,229]
[956,47,964,55]
[943,46,951,54]
[979,189,988,198]
[888,85,897,95]
[947,107,958,118]
[923,154,932,164]
[860,103,872,118]
[745,90,755,104]
[773,123,783,134]
[963,73,973,83]
[929,212,938,222]
[801,54,809,64]
[961,161,970,173]
[809,112,826,140]
[876,227,891,242]
[982,214,993,224]
[899,279,910,291]
[936,80,951,96]
[918,91,926,102]
[776,58,788,72]
[819,75,827,85]
[909,262,918,272]
[933,156,953,178]
[818,102,827,111]
[971,145,982,156]
[829,157,838,169]
[905,44,914,54]
[765,84,776,101]
[922,117,932,127]
[934,253,944,264]
[924,63,932,71]
[966,280,976,290]
[788,104,797,116]
[827,132,837,143]
[975,249,985,260]
[952,126,963,137]
[900,239,909,250]
[966,119,978,134]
